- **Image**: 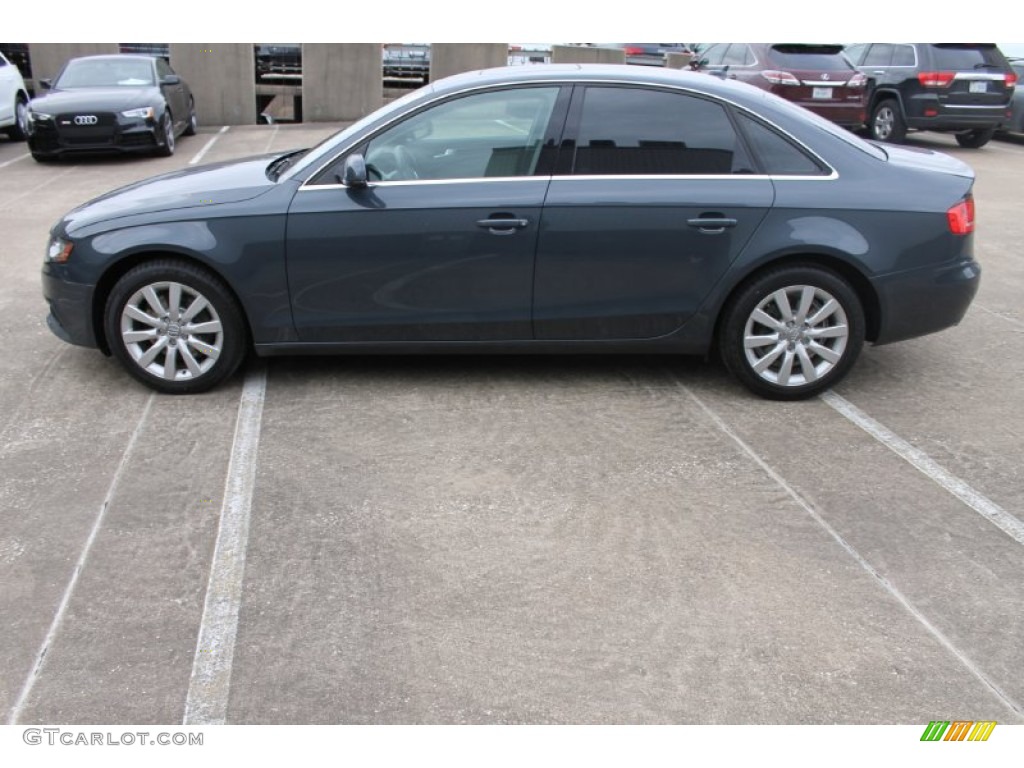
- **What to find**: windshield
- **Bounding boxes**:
[57,58,155,88]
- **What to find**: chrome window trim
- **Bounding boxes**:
[943,103,1013,109]
[298,77,840,191]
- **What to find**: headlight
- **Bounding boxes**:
[46,236,73,264]
[121,107,155,119]
[28,110,52,125]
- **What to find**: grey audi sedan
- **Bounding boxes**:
[41,65,980,399]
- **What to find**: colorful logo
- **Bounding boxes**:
[920,721,996,741]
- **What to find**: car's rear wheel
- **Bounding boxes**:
[720,265,865,400]
[155,111,175,157]
[6,95,29,140]
[183,98,197,136]
[869,99,906,143]
[955,127,995,148]
[104,260,247,394]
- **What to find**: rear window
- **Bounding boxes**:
[928,44,1006,70]
[768,44,850,70]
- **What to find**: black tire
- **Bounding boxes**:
[31,152,56,163]
[104,259,248,394]
[955,127,995,148]
[5,94,29,141]
[183,98,197,136]
[155,111,175,157]
[869,99,906,143]
[719,265,866,400]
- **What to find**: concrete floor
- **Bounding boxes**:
[1,123,1022,725]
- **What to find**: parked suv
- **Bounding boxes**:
[0,50,30,140]
[692,44,867,128]
[844,43,1017,148]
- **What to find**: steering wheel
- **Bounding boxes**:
[394,145,420,180]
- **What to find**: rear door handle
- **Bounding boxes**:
[476,216,529,234]
[687,217,738,233]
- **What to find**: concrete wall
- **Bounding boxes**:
[169,43,256,126]
[666,52,694,69]
[429,43,508,82]
[550,45,626,65]
[302,43,382,122]
[27,43,119,84]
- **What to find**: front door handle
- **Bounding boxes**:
[476,216,529,235]
[687,216,738,234]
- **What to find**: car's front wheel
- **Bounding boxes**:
[104,260,247,394]
[720,265,866,400]
[869,99,906,143]
[184,98,197,136]
[6,95,29,140]
[954,127,995,148]
[155,111,175,157]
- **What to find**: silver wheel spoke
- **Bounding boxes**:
[777,349,796,386]
[806,324,847,340]
[123,328,159,344]
[744,334,778,349]
[185,320,222,335]
[143,286,166,318]
[187,337,220,360]
[753,342,786,373]
[138,336,169,367]
[124,305,162,327]
[178,343,203,377]
[771,289,794,323]
[751,309,784,332]
[796,345,818,382]
[807,299,838,327]
[794,286,815,324]
[163,344,179,380]
[168,282,182,322]
[181,295,210,323]
[807,341,841,364]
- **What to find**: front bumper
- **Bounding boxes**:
[42,265,99,349]
[872,257,981,346]
[28,113,161,156]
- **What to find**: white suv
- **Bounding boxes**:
[0,51,30,141]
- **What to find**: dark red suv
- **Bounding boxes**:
[693,43,867,127]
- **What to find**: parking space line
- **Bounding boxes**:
[183,364,267,725]
[0,152,30,169]
[0,166,76,211]
[679,382,1024,719]
[975,303,1024,330]
[6,393,156,725]
[188,126,230,166]
[821,391,1024,546]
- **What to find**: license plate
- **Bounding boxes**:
[812,87,833,100]
[969,80,988,93]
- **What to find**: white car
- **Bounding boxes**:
[0,51,30,141]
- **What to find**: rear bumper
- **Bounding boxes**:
[904,95,1011,131]
[872,257,980,345]
[41,266,99,349]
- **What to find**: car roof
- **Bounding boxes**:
[67,54,159,64]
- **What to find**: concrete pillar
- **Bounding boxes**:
[550,45,626,65]
[169,43,256,126]
[302,43,382,122]
[28,43,119,84]
[666,52,694,69]
[429,43,508,81]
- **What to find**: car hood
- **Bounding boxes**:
[30,87,159,113]
[880,144,975,179]
[61,154,281,234]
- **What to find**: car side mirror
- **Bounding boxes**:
[161,75,181,86]
[39,78,52,90]
[342,154,368,188]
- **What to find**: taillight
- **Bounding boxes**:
[761,70,800,86]
[947,196,975,235]
[918,71,956,87]
[1007,72,1018,88]
[847,72,867,89]
[624,46,643,57]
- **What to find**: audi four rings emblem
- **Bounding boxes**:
[74,115,99,125]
